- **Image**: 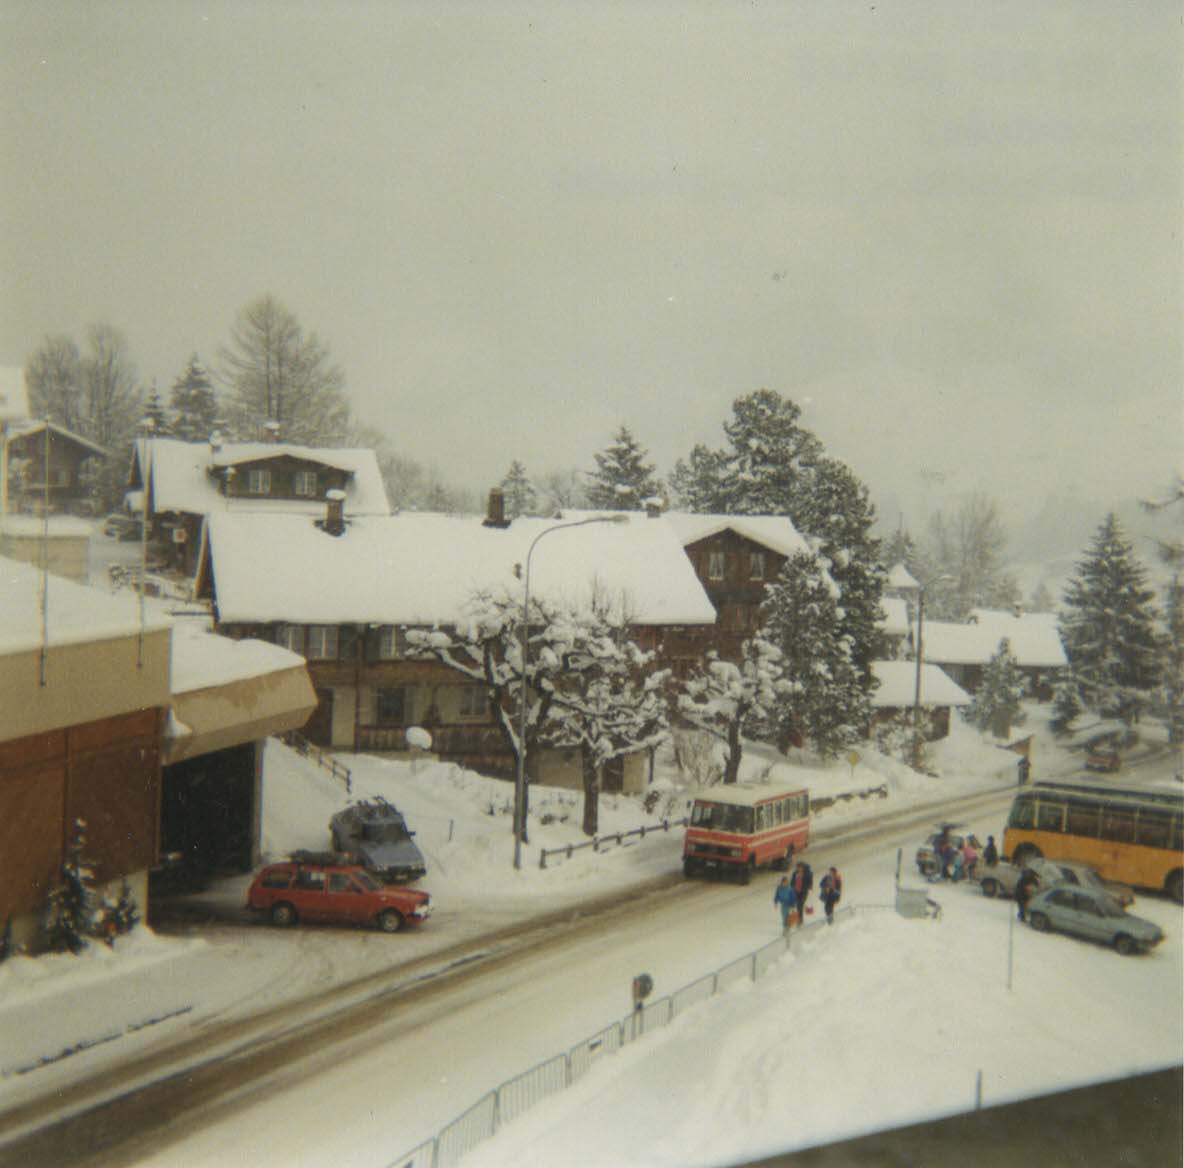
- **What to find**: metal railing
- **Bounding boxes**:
[538,817,688,869]
[280,731,352,793]
[387,906,854,1168]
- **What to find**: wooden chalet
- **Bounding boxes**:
[127,434,390,575]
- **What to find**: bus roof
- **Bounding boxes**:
[690,783,808,808]
[1023,781,1184,810]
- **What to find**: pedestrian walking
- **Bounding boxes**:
[819,866,843,924]
[773,876,798,934]
[983,836,999,867]
[790,860,813,926]
[1015,867,1039,922]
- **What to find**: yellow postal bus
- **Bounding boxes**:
[1002,780,1184,903]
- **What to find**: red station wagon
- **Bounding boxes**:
[246,852,431,932]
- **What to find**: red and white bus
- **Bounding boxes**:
[682,783,810,882]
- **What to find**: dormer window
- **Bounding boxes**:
[247,468,271,495]
[707,550,726,581]
[293,470,318,498]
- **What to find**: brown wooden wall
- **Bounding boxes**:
[0,708,162,921]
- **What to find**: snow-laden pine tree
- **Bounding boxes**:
[793,457,886,683]
[169,354,219,442]
[586,426,664,510]
[500,460,536,518]
[678,637,787,784]
[669,389,822,515]
[963,638,1027,738]
[760,550,871,758]
[141,383,172,436]
[1158,577,1184,746]
[44,819,102,954]
[1052,514,1160,733]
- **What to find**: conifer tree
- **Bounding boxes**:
[1159,577,1184,746]
[44,819,101,954]
[760,551,870,757]
[141,382,172,436]
[587,426,663,510]
[963,638,1028,738]
[1053,514,1160,732]
[500,460,536,518]
[169,354,219,442]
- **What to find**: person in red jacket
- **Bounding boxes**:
[789,861,813,926]
[820,867,843,924]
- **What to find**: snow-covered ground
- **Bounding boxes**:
[0,709,1180,1167]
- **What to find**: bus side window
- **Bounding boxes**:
[1008,798,1035,830]
[793,794,806,819]
[1134,809,1171,848]
[1035,800,1065,833]
[1065,801,1100,837]
[1100,808,1135,844]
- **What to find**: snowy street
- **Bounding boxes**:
[1,735,1181,1168]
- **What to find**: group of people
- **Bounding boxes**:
[934,830,1001,883]
[773,862,843,932]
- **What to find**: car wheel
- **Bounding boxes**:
[1029,911,1051,932]
[271,902,298,927]
[1113,934,1137,956]
[981,878,1000,899]
[378,909,404,933]
[1166,871,1183,905]
[1012,844,1042,867]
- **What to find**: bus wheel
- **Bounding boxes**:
[1012,843,1042,867]
[1166,870,1183,905]
[775,847,793,872]
[683,858,699,879]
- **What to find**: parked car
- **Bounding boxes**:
[1026,885,1164,955]
[246,852,431,932]
[1085,749,1121,773]
[915,824,984,877]
[101,512,143,541]
[977,857,1135,908]
[330,798,427,883]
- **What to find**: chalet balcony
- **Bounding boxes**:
[355,722,512,775]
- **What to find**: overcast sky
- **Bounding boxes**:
[2,1,1180,533]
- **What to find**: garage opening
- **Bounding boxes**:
[159,743,259,885]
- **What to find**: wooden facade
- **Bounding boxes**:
[0,707,162,924]
[681,528,788,660]
[4,424,106,515]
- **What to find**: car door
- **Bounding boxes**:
[324,870,371,924]
[291,866,329,920]
[1071,892,1112,942]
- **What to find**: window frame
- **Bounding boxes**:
[246,467,272,495]
[306,625,339,661]
[292,469,319,498]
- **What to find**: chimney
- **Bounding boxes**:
[325,488,346,536]
[263,420,281,444]
[209,429,223,455]
[483,487,509,528]
[644,495,664,519]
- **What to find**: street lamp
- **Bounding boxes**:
[513,513,629,870]
[911,576,953,770]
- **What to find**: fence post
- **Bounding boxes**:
[539,849,547,870]
[975,1069,983,1110]
[565,1050,573,1088]
[751,953,758,981]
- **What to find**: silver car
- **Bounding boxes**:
[329,798,427,883]
[978,857,1135,908]
[1026,885,1164,955]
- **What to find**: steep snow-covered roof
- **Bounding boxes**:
[919,610,1067,668]
[664,512,810,559]
[135,437,390,518]
[879,596,910,637]
[870,660,971,707]
[0,555,171,654]
[886,561,920,592]
[5,419,107,456]
[202,511,718,627]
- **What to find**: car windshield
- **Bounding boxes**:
[692,802,755,834]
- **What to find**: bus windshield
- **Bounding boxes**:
[692,801,755,834]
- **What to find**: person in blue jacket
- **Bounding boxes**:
[773,876,798,933]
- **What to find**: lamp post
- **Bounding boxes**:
[513,513,628,870]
